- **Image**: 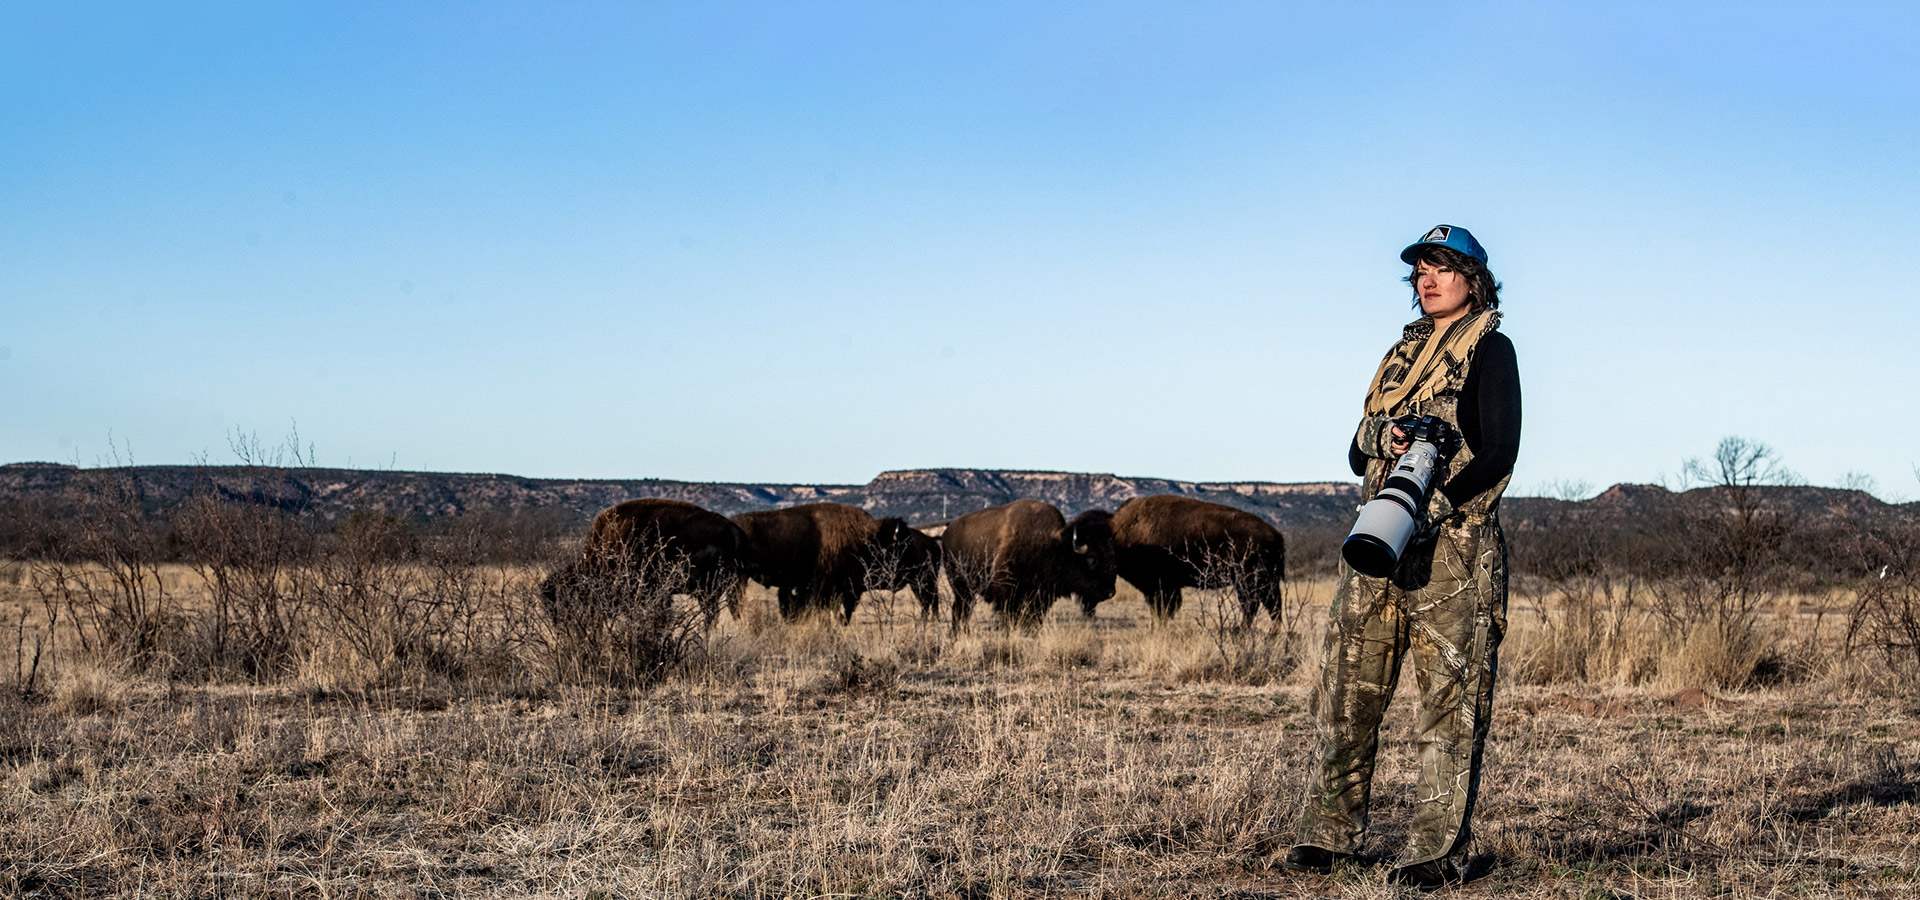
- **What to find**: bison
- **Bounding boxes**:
[876,517,945,621]
[540,498,752,631]
[1099,494,1285,622]
[940,499,1116,630]
[730,502,941,623]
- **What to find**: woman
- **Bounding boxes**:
[1281,224,1521,890]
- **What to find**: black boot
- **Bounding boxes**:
[1278,845,1348,875]
[1386,858,1462,890]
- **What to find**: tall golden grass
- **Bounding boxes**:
[2,560,1917,897]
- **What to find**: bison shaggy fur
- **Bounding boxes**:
[541,498,751,630]
[1101,494,1285,622]
[940,499,1116,630]
[731,502,941,622]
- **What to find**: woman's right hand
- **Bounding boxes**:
[1358,416,1404,460]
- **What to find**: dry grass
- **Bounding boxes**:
[1,573,1916,897]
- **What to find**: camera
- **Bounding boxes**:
[1342,415,1458,578]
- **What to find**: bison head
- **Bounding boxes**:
[869,518,944,612]
[1063,509,1117,610]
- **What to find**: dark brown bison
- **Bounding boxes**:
[875,517,945,621]
[731,502,941,622]
[940,499,1116,630]
[1099,494,1285,622]
[541,499,752,630]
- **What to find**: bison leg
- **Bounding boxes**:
[1254,572,1284,622]
[1146,584,1184,622]
[912,568,941,621]
[983,585,1017,629]
[834,570,867,625]
[946,570,976,632]
[1237,588,1261,627]
[683,574,737,630]
[777,585,802,621]
[916,580,939,621]
[724,575,745,620]
[1010,592,1055,633]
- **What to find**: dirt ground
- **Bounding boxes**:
[2,577,1917,898]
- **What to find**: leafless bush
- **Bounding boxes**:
[306,512,416,674]
[1509,483,1658,684]
[1847,521,1920,689]
[857,532,941,632]
[1511,572,1657,686]
[27,466,180,668]
[941,547,997,632]
[301,513,536,682]
[171,491,316,678]
[1645,437,1797,688]
[405,519,545,681]
[857,545,909,631]
[540,539,710,686]
[10,607,46,699]
[1183,547,1301,685]
[18,430,547,687]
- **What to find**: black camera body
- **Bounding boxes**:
[1394,414,1459,456]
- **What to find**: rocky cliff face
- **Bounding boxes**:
[0,462,1361,530]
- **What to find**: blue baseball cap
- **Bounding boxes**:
[1400,224,1487,265]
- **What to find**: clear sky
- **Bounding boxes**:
[4,2,1917,498]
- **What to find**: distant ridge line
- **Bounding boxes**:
[4,462,1912,533]
[0,462,1361,529]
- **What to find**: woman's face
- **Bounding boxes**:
[1414,261,1472,322]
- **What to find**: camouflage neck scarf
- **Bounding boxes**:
[1363,309,1502,417]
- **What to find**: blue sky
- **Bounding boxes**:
[3,2,1917,497]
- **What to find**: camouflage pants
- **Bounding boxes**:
[1292,518,1507,870]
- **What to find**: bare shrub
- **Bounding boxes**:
[1642,437,1798,688]
[1509,486,1658,685]
[1182,546,1301,685]
[541,539,710,686]
[308,512,425,676]
[172,491,316,678]
[9,607,47,699]
[1510,574,1659,686]
[941,546,998,632]
[1847,520,1920,690]
[1281,525,1347,578]
[857,543,910,632]
[304,513,537,684]
[408,520,545,681]
[27,466,180,669]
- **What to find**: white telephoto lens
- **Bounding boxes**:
[1341,440,1441,577]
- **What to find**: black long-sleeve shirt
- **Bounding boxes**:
[1347,330,1521,508]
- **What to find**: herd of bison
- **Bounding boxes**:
[540,495,1287,631]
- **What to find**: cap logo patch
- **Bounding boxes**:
[1423,226,1451,243]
